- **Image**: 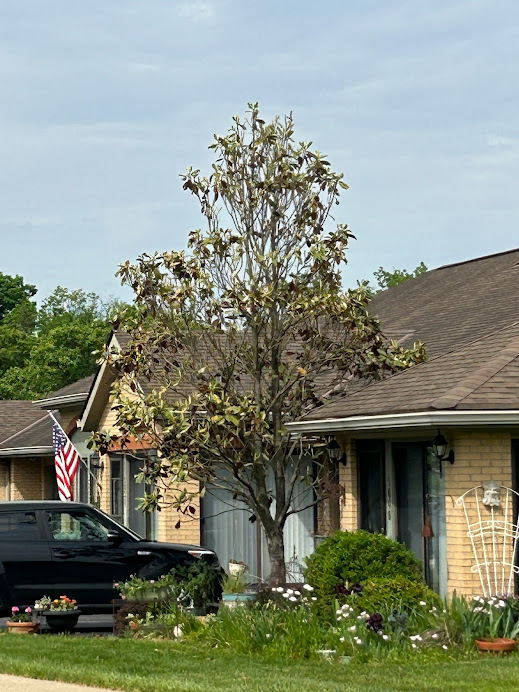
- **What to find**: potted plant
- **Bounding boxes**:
[472,595,519,653]
[36,595,81,633]
[6,606,39,634]
[221,572,256,608]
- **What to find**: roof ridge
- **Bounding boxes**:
[434,247,519,272]
[430,338,519,410]
[0,411,52,448]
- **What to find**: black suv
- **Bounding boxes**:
[0,501,220,611]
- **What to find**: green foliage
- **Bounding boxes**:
[344,577,441,616]
[304,531,423,605]
[373,262,428,291]
[0,273,36,322]
[0,285,122,399]
[222,572,248,594]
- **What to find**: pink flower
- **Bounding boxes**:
[25,607,32,614]
[11,606,19,613]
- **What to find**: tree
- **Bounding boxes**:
[373,262,428,291]
[97,104,426,584]
[0,273,36,322]
[0,287,120,399]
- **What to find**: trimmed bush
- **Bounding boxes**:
[344,577,442,616]
[304,530,423,604]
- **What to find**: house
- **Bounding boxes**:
[0,376,95,501]
[287,248,519,597]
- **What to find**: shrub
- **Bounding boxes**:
[304,531,423,605]
[344,577,442,616]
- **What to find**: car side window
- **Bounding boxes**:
[0,511,39,540]
[46,511,112,542]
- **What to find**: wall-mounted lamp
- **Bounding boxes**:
[432,429,454,477]
[327,437,347,466]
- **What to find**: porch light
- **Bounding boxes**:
[432,429,455,476]
[327,437,347,466]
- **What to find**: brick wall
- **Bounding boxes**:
[446,429,513,598]
[157,480,201,544]
[10,458,43,500]
[338,436,358,532]
[0,463,8,501]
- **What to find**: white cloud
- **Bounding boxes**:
[177,1,216,22]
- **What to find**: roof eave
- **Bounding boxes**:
[0,446,54,457]
[286,410,519,434]
[34,393,89,409]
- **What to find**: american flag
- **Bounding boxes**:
[53,423,81,502]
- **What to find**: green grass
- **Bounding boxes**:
[0,635,519,691]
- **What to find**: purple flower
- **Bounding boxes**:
[367,612,384,632]
[351,583,363,595]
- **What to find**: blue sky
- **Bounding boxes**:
[1,0,518,301]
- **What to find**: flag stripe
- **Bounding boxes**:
[53,423,81,502]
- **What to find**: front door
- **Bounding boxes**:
[42,507,150,605]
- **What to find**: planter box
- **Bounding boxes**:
[221,593,256,609]
[475,638,517,653]
[7,620,40,634]
[42,609,81,633]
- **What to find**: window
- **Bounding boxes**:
[0,511,39,540]
[77,455,101,506]
[357,440,386,534]
[45,511,112,542]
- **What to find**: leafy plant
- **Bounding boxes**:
[343,577,442,616]
[9,606,33,623]
[222,572,248,594]
[304,531,423,607]
[39,595,78,611]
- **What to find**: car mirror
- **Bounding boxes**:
[106,531,122,545]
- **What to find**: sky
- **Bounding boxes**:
[1,0,519,302]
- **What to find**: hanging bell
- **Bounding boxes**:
[422,515,434,538]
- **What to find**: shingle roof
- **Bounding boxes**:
[0,402,51,446]
[42,375,95,400]
[0,411,53,451]
[304,248,519,421]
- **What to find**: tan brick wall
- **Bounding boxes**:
[10,458,44,500]
[157,480,201,544]
[0,463,8,501]
[446,429,513,598]
[338,436,358,532]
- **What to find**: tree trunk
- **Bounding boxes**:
[265,525,286,586]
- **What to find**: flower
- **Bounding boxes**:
[24,607,32,614]
[339,636,345,643]
[411,643,417,649]
[266,633,271,639]
[294,591,300,596]
[419,601,426,606]
[276,587,284,593]
[282,593,289,599]
[353,637,362,645]
[286,589,294,595]
[289,596,297,602]
[11,607,19,614]
[348,625,356,631]
[311,597,317,601]
[432,633,439,640]
[442,645,448,650]
[303,584,313,591]
[382,634,389,641]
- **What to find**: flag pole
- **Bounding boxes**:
[46,410,98,485]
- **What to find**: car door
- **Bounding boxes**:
[0,509,53,608]
[43,507,151,605]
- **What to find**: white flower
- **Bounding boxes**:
[282,593,289,599]
[276,587,284,593]
[442,645,448,650]
[419,601,427,606]
[303,584,314,591]
[266,633,271,639]
[336,609,342,616]
[432,633,439,640]
[271,587,277,592]
[339,636,345,643]
[173,626,183,638]
[311,597,317,601]
[429,607,437,613]
[286,589,294,595]
[289,596,297,602]
[473,606,482,613]
[382,634,389,641]
[498,600,506,608]
[377,630,383,635]
[411,643,417,649]
[294,591,301,596]
[353,637,362,645]
[348,625,356,631]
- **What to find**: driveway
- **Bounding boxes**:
[0,674,118,691]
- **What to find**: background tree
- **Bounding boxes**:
[95,104,426,584]
[372,262,428,291]
[0,285,121,399]
[0,272,36,322]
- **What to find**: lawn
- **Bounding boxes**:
[0,635,518,692]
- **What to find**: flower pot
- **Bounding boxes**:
[6,620,40,634]
[221,593,256,609]
[228,563,246,577]
[42,609,81,633]
[475,638,517,653]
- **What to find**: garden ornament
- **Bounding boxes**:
[482,480,501,508]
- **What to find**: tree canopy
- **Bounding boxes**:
[371,262,428,292]
[0,283,119,399]
[97,104,427,584]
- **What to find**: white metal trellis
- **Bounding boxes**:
[456,485,519,597]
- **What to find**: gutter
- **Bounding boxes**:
[286,410,519,434]
[0,446,54,457]
[34,393,88,409]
